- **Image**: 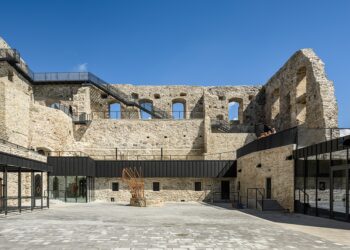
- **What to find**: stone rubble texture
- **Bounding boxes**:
[0,37,339,206]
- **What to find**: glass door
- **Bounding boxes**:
[331,168,348,221]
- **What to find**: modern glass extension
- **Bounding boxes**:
[294,132,350,222]
[49,176,95,203]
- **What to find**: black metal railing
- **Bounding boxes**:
[0,48,168,119]
[246,188,265,210]
[0,49,34,80]
[237,127,298,158]
[211,191,240,203]
[295,188,310,204]
[73,111,204,121]
[49,148,236,161]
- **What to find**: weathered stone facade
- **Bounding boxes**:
[94,177,235,203]
[0,47,336,160]
[0,37,340,210]
[263,49,338,131]
[237,145,295,211]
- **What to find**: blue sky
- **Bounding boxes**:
[1,0,349,127]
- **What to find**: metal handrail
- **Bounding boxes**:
[247,188,265,210]
[211,191,240,202]
[296,188,309,204]
[0,49,168,119]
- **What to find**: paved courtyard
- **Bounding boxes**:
[0,202,350,249]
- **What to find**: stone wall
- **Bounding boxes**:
[33,84,91,114]
[0,141,46,162]
[204,133,256,160]
[94,177,235,203]
[204,86,263,125]
[0,62,33,147]
[263,49,338,131]
[30,103,75,152]
[112,84,205,118]
[0,172,48,207]
[71,119,205,159]
[237,144,295,211]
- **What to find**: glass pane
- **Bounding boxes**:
[77,176,87,202]
[140,102,153,120]
[305,157,317,216]
[172,103,185,119]
[49,176,66,201]
[66,176,77,202]
[317,156,330,218]
[332,169,347,220]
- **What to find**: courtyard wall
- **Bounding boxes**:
[237,144,295,211]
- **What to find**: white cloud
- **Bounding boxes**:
[340,129,350,137]
[74,63,88,72]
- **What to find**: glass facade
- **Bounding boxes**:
[49,176,94,203]
[295,146,349,222]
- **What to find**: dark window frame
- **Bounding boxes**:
[112,182,119,192]
[194,182,202,191]
[153,182,160,191]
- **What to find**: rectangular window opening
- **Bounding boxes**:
[153,182,160,191]
[112,182,119,191]
[195,182,202,191]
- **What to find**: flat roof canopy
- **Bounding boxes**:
[0,151,51,172]
[48,157,236,178]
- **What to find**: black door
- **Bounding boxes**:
[34,174,42,197]
[221,181,230,200]
[266,178,272,199]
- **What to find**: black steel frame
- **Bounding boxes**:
[294,135,350,222]
[0,165,49,215]
[237,127,298,158]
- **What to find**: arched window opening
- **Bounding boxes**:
[296,67,307,125]
[228,99,241,124]
[271,88,280,121]
[37,147,51,156]
[37,150,46,156]
[296,67,307,98]
[172,99,186,119]
[139,100,153,120]
[34,174,42,197]
[109,102,121,119]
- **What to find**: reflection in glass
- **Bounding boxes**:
[332,169,347,219]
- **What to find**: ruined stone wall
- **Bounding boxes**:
[33,84,91,114]
[113,84,205,118]
[0,142,47,162]
[204,86,263,125]
[264,49,338,131]
[0,62,33,147]
[71,119,205,159]
[30,103,75,152]
[237,144,295,211]
[204,133,256,160]
[94,177,235,202]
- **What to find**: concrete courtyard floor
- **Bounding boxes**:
[0,202,350,249]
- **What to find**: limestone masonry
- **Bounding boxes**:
[0,36,341,211]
